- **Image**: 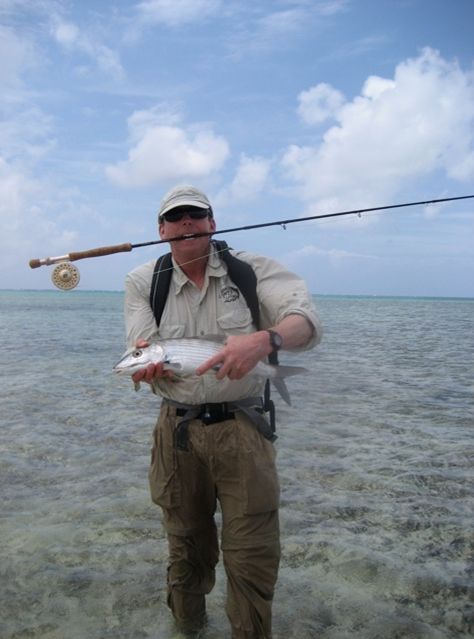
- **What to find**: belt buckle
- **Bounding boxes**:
[201,402,230,425]
[201,403,214,425]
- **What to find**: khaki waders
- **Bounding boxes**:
[149,402,281,639]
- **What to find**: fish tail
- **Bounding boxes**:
[271,378,292,406]
[273,365,308,378]
[267,365,307,405]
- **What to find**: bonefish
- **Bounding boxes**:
[113,336,307,405]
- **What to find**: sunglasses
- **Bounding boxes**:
[161,207,212,223]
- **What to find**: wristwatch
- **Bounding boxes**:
[267,329,283,353]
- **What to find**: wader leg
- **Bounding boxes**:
[216,415,281,639]
[149,405,218,631]
[222,513,280,639]
[166,520,219,632]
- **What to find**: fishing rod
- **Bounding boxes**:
[29,194,474,289]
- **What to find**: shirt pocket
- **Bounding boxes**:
[217,305,253,333]
[158,324,185,339]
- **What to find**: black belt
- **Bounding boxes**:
[164,397,276,451]
[175,402,236,425]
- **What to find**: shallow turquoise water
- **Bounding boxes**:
[0,291,472,638]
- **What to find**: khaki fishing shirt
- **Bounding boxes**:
[124,246,322,405]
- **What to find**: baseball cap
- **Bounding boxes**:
[158,185,213,222]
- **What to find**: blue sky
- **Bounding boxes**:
[1,0,473,296]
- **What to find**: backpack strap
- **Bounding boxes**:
[149,252,173,328]
[212,240,261,330]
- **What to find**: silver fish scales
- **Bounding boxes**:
[113,336,307,405]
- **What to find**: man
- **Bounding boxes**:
[124,185,322,638]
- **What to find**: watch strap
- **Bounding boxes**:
[266,329,283,353]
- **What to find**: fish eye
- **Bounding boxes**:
[133,349,142,358]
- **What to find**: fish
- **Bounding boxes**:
[113,336,307,405]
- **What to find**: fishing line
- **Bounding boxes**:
[152,242,238,277]
[28,194,474,289]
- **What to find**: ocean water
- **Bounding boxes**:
[0,290,472,639]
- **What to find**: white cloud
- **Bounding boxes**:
[283,48,474,210]
[50,18,124,80]
[0,157,76,268]
[0,107,55,162]
[317,0,349,16]
[53,20,80,46]
[0,25,37,89]
[258,8,307,37]
[0,12,78,271]
[216,154,271,205]
[0,29,56,166]
[226,1,348,58]
[126,104,182,143]
[297,83,345,125]
[135,0,221,27]
[362,75,396,100]
[105,108,230,187]
[450,152,474,181]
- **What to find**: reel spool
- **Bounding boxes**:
[51,262,80,290]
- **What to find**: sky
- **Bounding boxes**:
[1,0,473,297]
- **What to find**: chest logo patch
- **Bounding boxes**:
[221,286,240,302]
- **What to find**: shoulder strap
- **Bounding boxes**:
[212,240,261,330]
[149,252,173,328]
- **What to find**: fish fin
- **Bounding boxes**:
[271,378,291,406]
[268,365,307,405]
[273,365,308,378]
[163,361,184,373]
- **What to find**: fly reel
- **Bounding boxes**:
[51,262,80,290]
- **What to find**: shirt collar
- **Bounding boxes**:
[170,243,227,294]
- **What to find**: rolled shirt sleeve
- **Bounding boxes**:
[232,250,323,350]
[124,260,159,349]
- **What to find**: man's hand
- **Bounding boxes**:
[131,339,173,385]
[196,315,314,381]
[196,332,270,380]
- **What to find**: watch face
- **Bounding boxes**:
[269,330,282,350]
